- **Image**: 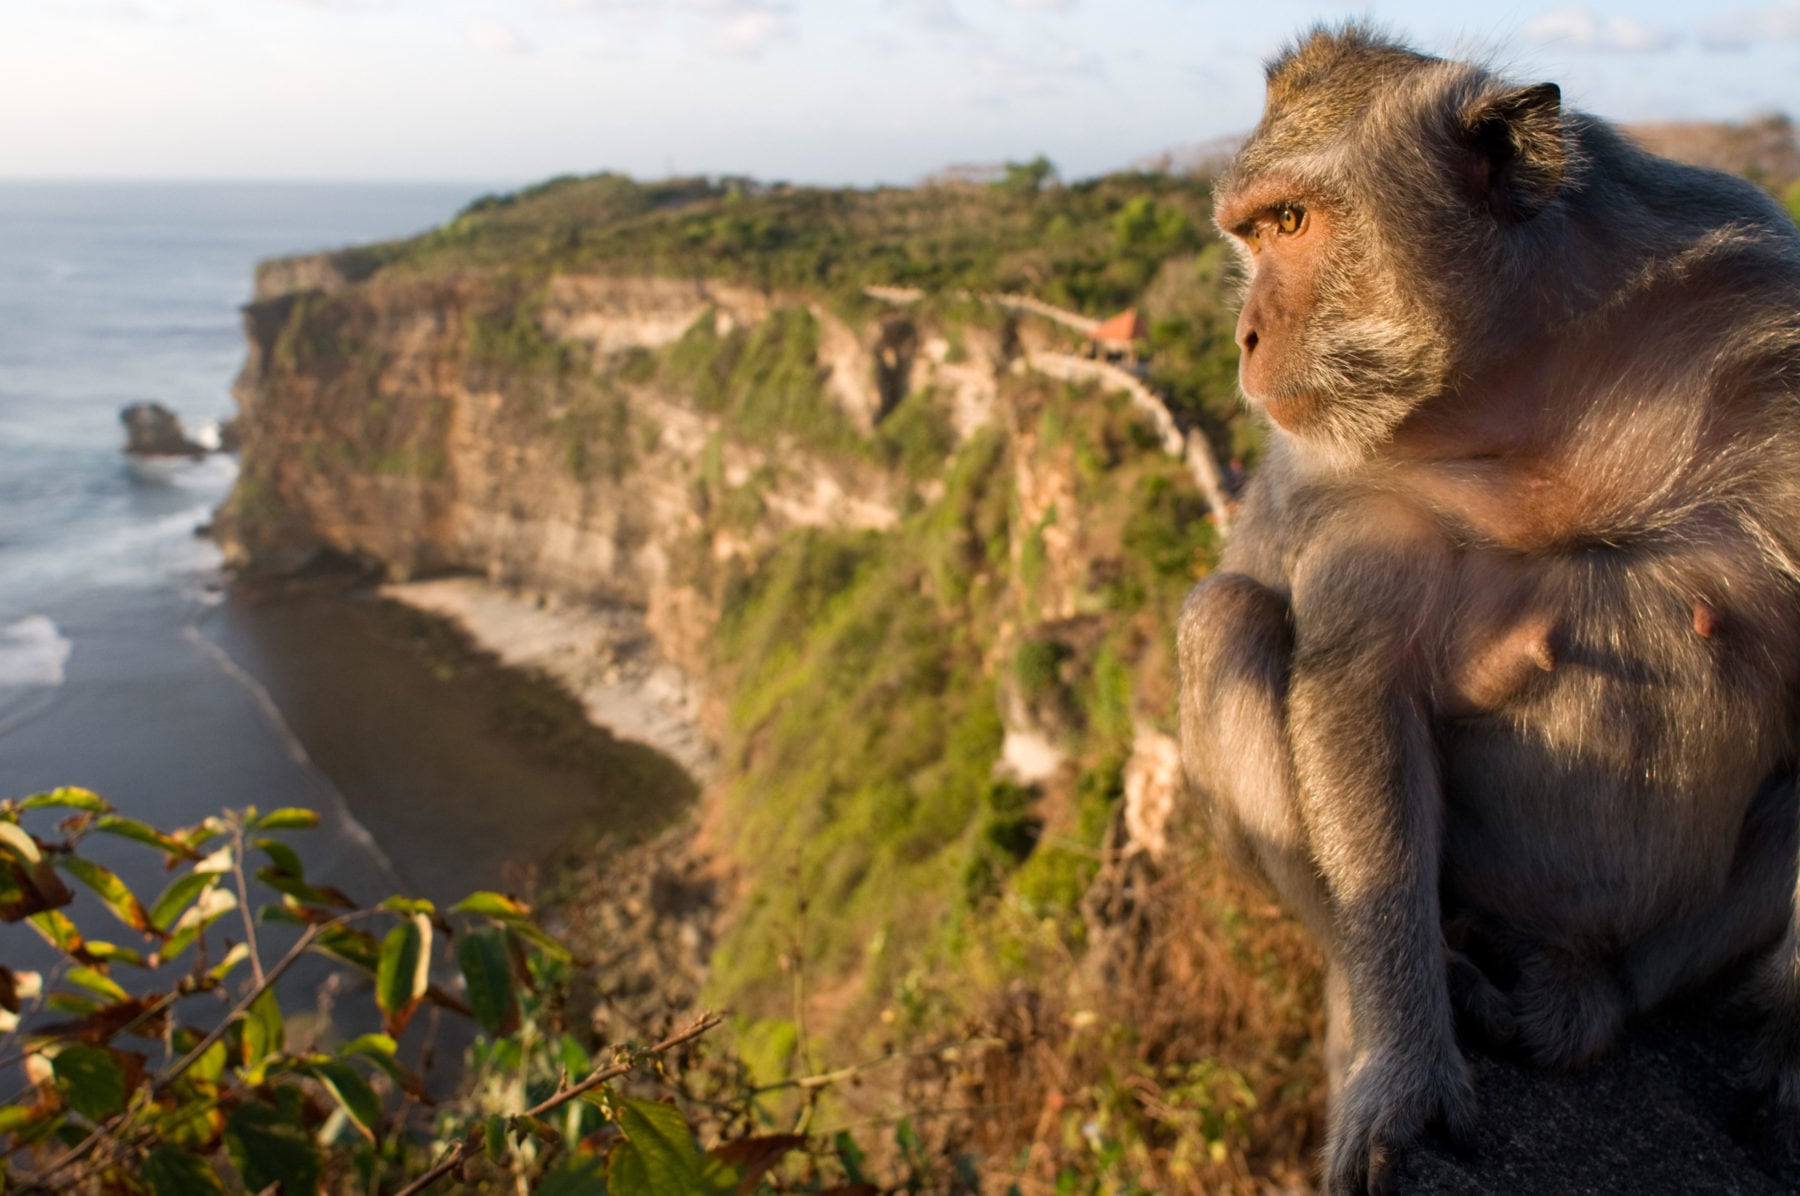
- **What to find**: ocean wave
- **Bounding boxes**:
[0,615,72,689]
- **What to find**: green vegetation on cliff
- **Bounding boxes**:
[363,169,1211,320]
[218,160,1323,1191]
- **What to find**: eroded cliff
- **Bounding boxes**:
[214,173,1329,1194]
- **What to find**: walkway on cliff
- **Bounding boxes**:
[864,285,1236,535]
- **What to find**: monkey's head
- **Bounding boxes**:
[1215,25,1569,465]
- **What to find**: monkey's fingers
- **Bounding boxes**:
[1325,1052,1477,1196]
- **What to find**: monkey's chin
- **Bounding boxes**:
[1252,389,1319,433]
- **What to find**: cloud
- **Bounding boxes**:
[1697,1,1800,49]
[696,0,795,57]
[886,0,971,36]
[1006,0,1076,11]
[1523,9,1677,53]
[265,0,391,9]
[68,0,202,21]
[467,18,532,55]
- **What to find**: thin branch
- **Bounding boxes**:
[229,821,267,990]
[749,1036,1008,1102]
[391,1012,723,1196]
[157,921,321,1095]
[12,922,324,1194]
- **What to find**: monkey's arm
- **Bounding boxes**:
[1285,508,1475,1196]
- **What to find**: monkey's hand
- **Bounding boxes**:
[1325,1039,1477,1196]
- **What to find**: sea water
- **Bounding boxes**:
[0,181,650,912]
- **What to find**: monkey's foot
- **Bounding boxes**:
[1509,947,1625,1070]
[1447,947,1516,1048]
[1735,980,1800,1183]
[1325,1044,1476,1196]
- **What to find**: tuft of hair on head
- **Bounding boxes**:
[1264,21,1432,105]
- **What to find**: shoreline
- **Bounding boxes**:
[379,576,717,785]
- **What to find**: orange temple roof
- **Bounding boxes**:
[1092,308,1148,343]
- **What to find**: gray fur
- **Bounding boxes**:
[1181,24,1800,1196]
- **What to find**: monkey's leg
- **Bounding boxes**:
[1626,773,1794,1008]
[1699,775,1800,1169]
[1176,574,1332,933]
[1178,573,1354,1092]
[1286,522,1475,1196]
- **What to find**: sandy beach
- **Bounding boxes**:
[381,577,716,785]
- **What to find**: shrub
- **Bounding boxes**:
[0,789,962,1194]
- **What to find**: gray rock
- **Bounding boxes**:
[1401,1000,1796,1194]
[120,402,206,458]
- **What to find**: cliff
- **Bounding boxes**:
[214,169,1799,1194]
[213,170,1334,1192]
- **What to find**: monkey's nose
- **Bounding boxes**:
[1241,329,1259,353]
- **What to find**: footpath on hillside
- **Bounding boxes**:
[865,286,1237,534]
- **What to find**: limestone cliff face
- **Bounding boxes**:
[216,257,1005,679]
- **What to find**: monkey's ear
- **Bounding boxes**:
[1459,82,1565,225]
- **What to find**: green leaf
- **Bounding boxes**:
[225,1099,323,1196]
[340,1033,429,1100]
[254,837,305,880]
[834,1129,869,1184]
[46,993,100,1016]
[308,923,382,974]
[55,856,152,934]
[158,887,237,963]
[51,1044,129,1122]
[254,866,354,910]
[374,913,431,1037]
[80,941,148,968]
[485,1114,507,1162]
[185,1037,229,1084]
[457,928,518,1037]
[91,815,197,860]
[27,909,83,953]
[143,1143,226,1196]
[379,896,435,917]
[208,942,252,984]
[242,986,284,1076]
[65,966,128,1004]
[20,788,110,814]
[305,1059,382,1140]
[450,891,532,920]
[248,808,320,832]
[507,920,574,964]
[538,1151,610,1196]
[171,817,227,857]
[148,871,219,933]
[608,1100,739,1196]
[0,821,41,864]
[0,1102,50,1136]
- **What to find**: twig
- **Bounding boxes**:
[12,922,324,1194]
[748,1037,1004,1099]
[230,820,267,990]
[391,1012,723,1196]
[158,922,321,1095]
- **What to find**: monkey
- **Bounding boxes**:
[1176,24,1800,1195]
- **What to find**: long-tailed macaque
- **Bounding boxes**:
[1178,24,1800,1195]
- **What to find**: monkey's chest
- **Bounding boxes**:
[1436,547,1800,936]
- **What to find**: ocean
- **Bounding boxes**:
[0,181,662,912]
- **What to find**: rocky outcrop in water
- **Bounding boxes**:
[120,402,208,458]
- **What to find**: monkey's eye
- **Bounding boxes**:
[1277,204,1305,234]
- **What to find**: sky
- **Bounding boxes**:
[3,0,1797,187]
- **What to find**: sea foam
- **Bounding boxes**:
[0,616,73,688]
